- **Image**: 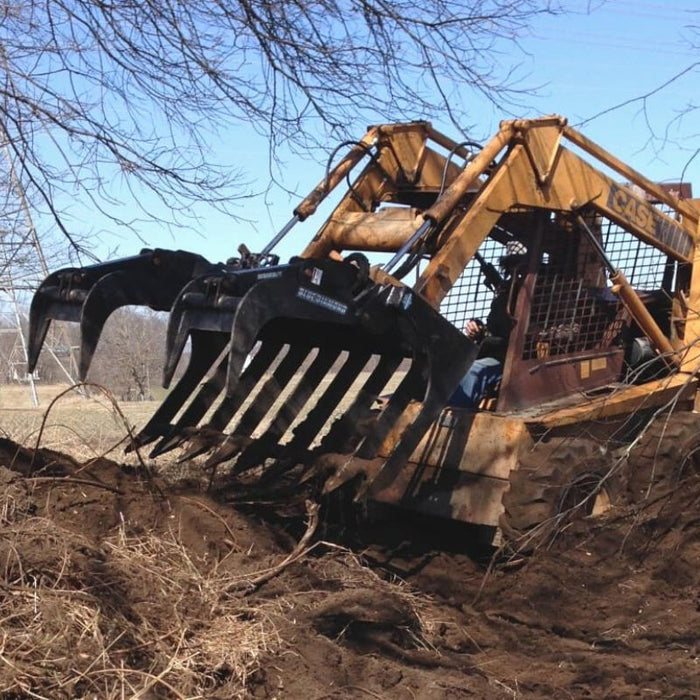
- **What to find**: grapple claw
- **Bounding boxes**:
[176,427,228,462]
[29,249,217,378]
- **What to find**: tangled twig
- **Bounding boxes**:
[225,500,320,594]
[30,382,164,499]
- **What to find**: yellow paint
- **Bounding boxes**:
[591,357,607,372]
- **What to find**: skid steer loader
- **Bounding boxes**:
[28,116,700,545]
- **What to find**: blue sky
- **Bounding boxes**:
[83,1,700,267]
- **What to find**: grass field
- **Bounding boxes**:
[0,383,160,461]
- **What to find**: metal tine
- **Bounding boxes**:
[78,270,152,379]
[229,344,342,476]
[163,280,196,387]
[163,284,201,389]
[128,331,228,452]
[353,358,425,460]
[171,340,285,462]
[259,348,373,483]
[27,271,82,373]
[204,343,312,470]
[162,274,240,387]
[285,349,373,453]
[318,353,403,455]
[180,339,285,457]
[150,348,230,458]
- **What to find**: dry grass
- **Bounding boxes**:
[0,384,285,696]
[0,373,443,697]
[0,383,159,463]
[0,470,282,699]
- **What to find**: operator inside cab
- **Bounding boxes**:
[449,240,527,409]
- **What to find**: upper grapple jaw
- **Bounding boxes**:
[28,266,85,374]
[31,240,477,509]
[163,270,243,388]
[28,249,216,379]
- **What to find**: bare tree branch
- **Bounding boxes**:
[0,0,561,247]
[575,63,700,129]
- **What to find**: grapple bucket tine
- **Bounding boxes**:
[198,339,285,432]
[163,296,195,389]
[258,349,374,485]
[229,345,342,475]
[176,427,228,463]
[174,339,287,462]
[149,352,229,457]
[163,272,242,387]
[27,309,52,374]
[163,279,200,388]
[128,331,228,452]
[319,353,403,453]
[155,338,289,459]
[28,267,83,372]
[225,297,274,396]
[204,343,311,470]
[78,270,147,379]
[283,349,373,455]
[237,344,311,437]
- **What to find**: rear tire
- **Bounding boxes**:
[626,412,700,502]
[499,438,618,551]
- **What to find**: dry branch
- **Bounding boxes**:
[224,500,320,593]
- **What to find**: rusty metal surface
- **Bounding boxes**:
[525,373,697,429]
[500,350,625,412]
[368,457,509,527]
[380,409,531,481]
[325,208,420,252]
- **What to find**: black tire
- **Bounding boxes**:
[499,438,619,550]
[626,412,700,502]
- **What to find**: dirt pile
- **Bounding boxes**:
[0,438,697,699]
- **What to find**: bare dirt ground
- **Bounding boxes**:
[0,385,698,698]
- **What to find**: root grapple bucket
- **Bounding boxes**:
[134,256,477,498]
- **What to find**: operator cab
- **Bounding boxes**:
[440,201,683,413]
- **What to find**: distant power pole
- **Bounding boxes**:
[0,143,78,405]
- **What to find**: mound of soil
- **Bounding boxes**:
[0,437,698,698]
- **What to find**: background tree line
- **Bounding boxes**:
[0,309,170,401]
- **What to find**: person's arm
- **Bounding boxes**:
[464,318,485,341]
